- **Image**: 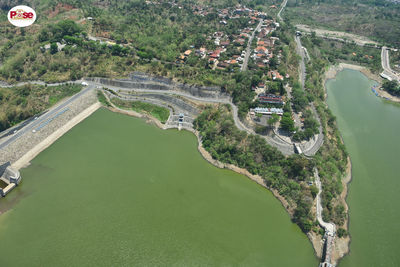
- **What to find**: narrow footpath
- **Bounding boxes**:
[277,0,288,22]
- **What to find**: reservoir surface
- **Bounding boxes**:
[0,108,317,266]
[326,69,400,266]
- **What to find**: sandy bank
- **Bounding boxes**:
[12,102,101,170]
[325,63,380,81]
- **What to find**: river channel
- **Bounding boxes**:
[0,108,317,266]
[326,69,400,266]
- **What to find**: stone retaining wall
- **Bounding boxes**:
[134,93,200,116]
[86,73,228,99]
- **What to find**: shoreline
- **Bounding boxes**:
[108,105,295,215]
[12,102,101,170]
[323,63,357,264]
[110,104,328,262]
[6,83,351,264]
[325,62,400,103]
[325,62,380,82]
[194,133,294,214]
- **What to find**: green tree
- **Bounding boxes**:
[310,185,318,198]
[337,228,347,238]
[267,113,279,126]
[382,80,400,96]
[280,112,295,132]
[50,43,58,54]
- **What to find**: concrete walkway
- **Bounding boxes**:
[315,168,336,267]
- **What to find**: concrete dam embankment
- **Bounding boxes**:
[0,162,21,197]
[88,72,231,127]
[86,72,229,99]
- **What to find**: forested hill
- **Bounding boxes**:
[0,0,278,83]
[284,0,400,47]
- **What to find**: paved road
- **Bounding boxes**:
[295,35,307,88]
[0,111,47,140]
[295,26,400,85]
[0,77,296,155]
[381,46,400,82]
[0,84,93,150]
[93,80,296,155]
[277,0,288,22]
[241,20,263,71]
[295,24,379,48]
[294,35,324,156]
[0,80,82,88]
[315,168,336,266]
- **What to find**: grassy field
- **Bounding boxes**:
[111,97,170,124]
[96,90,110,107]
[131,101,170,123]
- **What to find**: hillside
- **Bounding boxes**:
[284,0,400,47]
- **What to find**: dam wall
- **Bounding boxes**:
[133,93,200,116]
[3,166,21,185]
[86,72,229,99]
[0,162,21,197]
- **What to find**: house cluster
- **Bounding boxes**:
[267,70,285,81]
[178,4,270,70]
[191,4,267,21]
[250,20,281,70]
[207,31,241,70]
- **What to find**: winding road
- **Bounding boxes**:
[381,46,400,82]
[89,80,297,155]
[280,3,335,265]
[0,78,296,155]
[294,35,324,156]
